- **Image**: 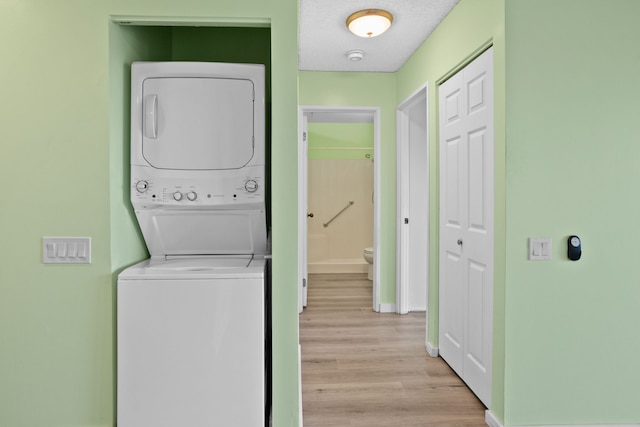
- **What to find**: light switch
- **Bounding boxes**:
[46,242,56,258]
[43,237,91,264]
[77,242,87,259]
[532,241,541,256]
[67,243,77,258]
[541,241,550,257]
[529,237,552,261]
[56,242,67,258]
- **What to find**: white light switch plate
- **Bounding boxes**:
[43,237,91,264]
[529,237,552,260]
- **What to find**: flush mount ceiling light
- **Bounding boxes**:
[346,49,364,61]
[346,9,393,38]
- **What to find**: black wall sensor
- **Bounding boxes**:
[568,235,581,261]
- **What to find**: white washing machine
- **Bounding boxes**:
[118,257,266,427]
[117,62,269,426]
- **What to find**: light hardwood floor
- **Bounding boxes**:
[299,273,487,427]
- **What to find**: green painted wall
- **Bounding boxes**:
[396,0,506,419]
[308,123,373,160]
[1,1,299,426]
[299,71,397,304]
[5,0,639,426]
[397,0,640,425]
[109,24,171,270]
[504,0,640,424]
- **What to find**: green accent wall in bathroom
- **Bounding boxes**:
[308,123,373,160]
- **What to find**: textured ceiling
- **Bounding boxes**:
[299,0,460,72]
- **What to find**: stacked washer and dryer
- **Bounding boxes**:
[117,62,270,426]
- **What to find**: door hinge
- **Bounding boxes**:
[404,218,409,224]
[303,278,307,288]
[303,131,307,142]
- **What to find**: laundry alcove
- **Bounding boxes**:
[109,21,272,266]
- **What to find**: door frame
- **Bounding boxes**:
[298,106,381,312]
[298,114,309,313]
[396,83,429,317]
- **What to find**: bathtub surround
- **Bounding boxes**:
[306,122,374,274]
[307,158,373,274]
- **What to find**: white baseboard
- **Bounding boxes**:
[378,303,396,313]
[299,344,303,427]
[426,342,438,357]
[484,410,640,427]
[307,261,368,274]
[485,411,501,427]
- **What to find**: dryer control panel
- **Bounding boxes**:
[132,174,264,208]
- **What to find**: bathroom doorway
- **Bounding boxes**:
[298,106,381,312]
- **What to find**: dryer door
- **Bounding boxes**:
[141,77,255,170]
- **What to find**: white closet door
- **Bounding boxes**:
[438,47,494,407]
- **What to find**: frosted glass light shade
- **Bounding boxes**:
[346,9,393,38]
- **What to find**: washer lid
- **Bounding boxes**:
[145,256,253,271]
[135,209,268,258]
[118,257,266,280]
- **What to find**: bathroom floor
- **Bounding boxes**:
[299,273,486,427]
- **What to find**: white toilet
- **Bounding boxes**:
[363,247,373,280]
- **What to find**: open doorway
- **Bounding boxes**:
[396,84,429,318]
[298,106,381,313]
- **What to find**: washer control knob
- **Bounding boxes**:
[245,180,259,193]
[135,180,149,193]
[186,191,198,201]
[173,192,183,201]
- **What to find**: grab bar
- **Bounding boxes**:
[323,201,354,228]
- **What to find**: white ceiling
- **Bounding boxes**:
[299,0,460,72]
